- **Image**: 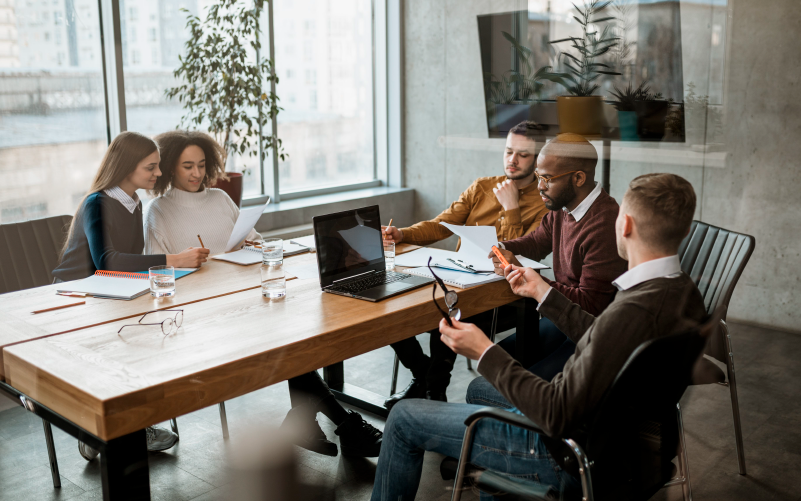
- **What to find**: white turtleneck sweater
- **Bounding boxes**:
[143,188,261,255]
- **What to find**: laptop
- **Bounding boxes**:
[313,205,434,301]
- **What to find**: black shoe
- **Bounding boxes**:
[335,411,383,457]
[426,390,448,402]
[384,377,427,410]
[281,407,338,457]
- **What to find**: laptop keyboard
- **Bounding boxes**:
[329,271,411,294]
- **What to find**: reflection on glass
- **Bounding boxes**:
[0,1,106,223]
[273,0,375,194]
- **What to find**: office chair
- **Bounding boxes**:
[678,220,755,475]
[449,307,723,501]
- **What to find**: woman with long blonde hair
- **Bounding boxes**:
[53,131,209,282]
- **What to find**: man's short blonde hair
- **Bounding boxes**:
[623,173,696,253]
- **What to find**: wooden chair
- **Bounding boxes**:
[450,308,723,501]
[678,220,755,475]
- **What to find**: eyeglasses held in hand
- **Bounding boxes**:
[118,309,184,336]
[427,257,461,327]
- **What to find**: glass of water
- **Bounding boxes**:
[261,263,286,299]
[261,238,283,265]
[383,240,395,270]
[149,265,176,298]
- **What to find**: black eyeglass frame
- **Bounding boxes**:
[118,309,184,336]
[427,258,461,327]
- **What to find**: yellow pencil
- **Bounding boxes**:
[197,234,206,248]
[388,218,393,228]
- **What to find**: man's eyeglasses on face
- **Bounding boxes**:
[534,170,580,189]
[427,258,461,327]
[118,309,184,336]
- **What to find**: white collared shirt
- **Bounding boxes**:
[612,255,682,291]
[104,186,141,214]
[563,182,602,222]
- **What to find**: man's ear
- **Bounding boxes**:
[574,170,587,188]
[622,213,634,238]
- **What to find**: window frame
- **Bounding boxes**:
[99,0,403,206]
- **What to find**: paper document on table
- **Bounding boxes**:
[393,247,459,268]
[225,200,270,251]
[516,256,549,270]
[439,222,498,270]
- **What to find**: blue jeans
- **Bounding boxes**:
[370,399,579,501]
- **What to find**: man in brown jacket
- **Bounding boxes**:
[381,121,549,406]
[370,173,706,500]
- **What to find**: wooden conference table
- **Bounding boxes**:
[0,244,539,500]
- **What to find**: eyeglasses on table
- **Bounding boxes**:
[118,309,184,336]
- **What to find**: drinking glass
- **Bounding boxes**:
[262,238,284,265]
[383,240,395,270]
[261,263,286,299]
[149,265,176,298]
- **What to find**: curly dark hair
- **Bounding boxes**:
[151,130,227,196]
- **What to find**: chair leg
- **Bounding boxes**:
[219,402,230,439]
[390,353,400,395]
[722,321,747,475]
[170,418,179,438]
[676,403,693,501]
[42,420,61,489]
[466,357,472,370]
[490,307,499,343]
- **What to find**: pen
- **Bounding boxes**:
[197,234,205,248]
[32,301,86,315]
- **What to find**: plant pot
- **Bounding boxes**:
[212,172,243,207]
[634,100,669,140]
[494,104,531,135]
[556,96,603,136]
[617,111,639,141]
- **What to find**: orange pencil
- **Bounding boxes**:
[32,301,86,315]
[197,234,205,248]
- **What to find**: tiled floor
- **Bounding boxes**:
[1,322,800,500]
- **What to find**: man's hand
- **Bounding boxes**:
[488,247,521,276]
[382,225,403,243]
[438,318,494,360]
[493,179,520,211]
[504,264,551,302]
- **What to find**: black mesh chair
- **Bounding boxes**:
[1,215,73,488]
[450,308,724,501]
[678,221,755,475]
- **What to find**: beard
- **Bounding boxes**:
[541,180,576,211]
[506,161,536,181]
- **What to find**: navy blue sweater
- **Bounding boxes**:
[53,192,166,282]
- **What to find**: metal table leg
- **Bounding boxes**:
[514,297,540,368]
[101,429,151,501]
[325,361,390,417]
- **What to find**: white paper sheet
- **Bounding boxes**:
[439,222,498,270]
[225,201,270,251]
[394,247,459,268]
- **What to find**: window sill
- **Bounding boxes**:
[247,186,414,239]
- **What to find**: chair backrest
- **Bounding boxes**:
[678,221,755,317]
[0,215,73,294]
[571,308,723,500]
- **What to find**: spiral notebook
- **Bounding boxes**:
[402,267,504,289]
[212,241,312,265]
[56,271,151,300]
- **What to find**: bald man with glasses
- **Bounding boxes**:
[469,134,628,402]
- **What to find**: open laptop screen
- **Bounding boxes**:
[313,205,385,287]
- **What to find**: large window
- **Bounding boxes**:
[0,0,382,223]
[0,0,106,223]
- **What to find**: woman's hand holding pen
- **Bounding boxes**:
[167,247,210,268]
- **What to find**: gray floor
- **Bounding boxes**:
[1,321,800,500]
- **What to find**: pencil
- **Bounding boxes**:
[197,234,205,248]
[32,301,86,315]
[388,218,393,228]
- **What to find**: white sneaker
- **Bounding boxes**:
[78,441,99,461]
[146,426,179,452]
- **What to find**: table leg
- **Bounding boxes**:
[101,429,150,501]
[324,361,390,417]
[514,297,540,369]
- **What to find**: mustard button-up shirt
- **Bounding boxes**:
[401,175,548,249]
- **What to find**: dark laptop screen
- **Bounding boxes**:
[314,206,385,286]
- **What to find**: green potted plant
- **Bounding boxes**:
[610,80,669,140]
[485,31,561,134]
[166,0,286,206]
[548,0,621,135]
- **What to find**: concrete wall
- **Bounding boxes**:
[402,0,801,331]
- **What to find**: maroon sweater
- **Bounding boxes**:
[502,189,628,316]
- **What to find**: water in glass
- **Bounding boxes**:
[261,264,286,299]
[149,266,176,297]
[262,238,283,265]
[383,240,395,270]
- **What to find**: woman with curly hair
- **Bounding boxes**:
[144,130,261,255]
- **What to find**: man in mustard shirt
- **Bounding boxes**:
[382,121,548,407]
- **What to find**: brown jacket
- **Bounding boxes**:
[478,273,706,438]
[400,176,548,248]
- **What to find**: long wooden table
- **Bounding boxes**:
[0,245,538,500]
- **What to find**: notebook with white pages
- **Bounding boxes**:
[56,271,151,300]
[402,266,504,289]
[212,240,313,265]
[290,235,316,251]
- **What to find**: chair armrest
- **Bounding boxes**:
[463,407,546,435]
